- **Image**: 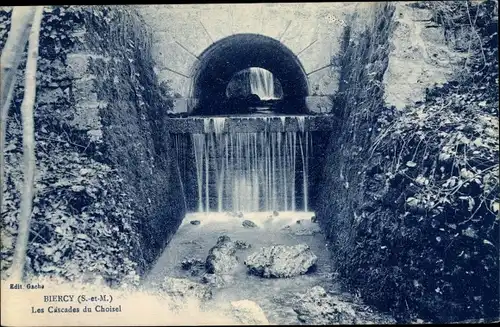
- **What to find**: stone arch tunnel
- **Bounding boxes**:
[190,33,310,115]
[143,5,343,211]
[137,3,348,114]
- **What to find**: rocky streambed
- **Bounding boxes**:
[144,212,395,325]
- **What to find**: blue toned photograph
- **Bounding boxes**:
[0,2,498,325]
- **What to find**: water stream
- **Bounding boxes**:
[145,212,395,324]
[146,212,334,324]
[181,117,312,213]
[249,67,278,100]
[155,116,395,324]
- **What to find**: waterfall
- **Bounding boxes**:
[189,117,311,212]
[249,67,278,100]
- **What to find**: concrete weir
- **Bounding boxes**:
[165,115,338,134]
[169,115,335,213]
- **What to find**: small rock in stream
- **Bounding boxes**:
[242,220,257,228]
[190,220,201,225]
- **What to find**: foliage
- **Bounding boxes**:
[1,118,140,286]
[318,0,499,323]
[1,5,178,286]
[424,0,498,85]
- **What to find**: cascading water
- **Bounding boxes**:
[249,67,278,101]
[184,117,312,213]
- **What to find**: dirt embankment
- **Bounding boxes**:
[316,1,498,323]
[1,6,185,286]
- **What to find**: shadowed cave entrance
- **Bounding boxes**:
[190,33,310,115]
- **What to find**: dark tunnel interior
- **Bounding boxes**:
[190,33,310,116]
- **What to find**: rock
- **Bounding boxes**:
[205,236,238,274]
[293,229,317,236]
[246,94,261,105]
[273,210,279,216]
[160,277,212,301]
[229,300,269,325]
[200,273,228,288]
[242,220,257,228]
[234,240,252,250]
[292,225,322,236]
[181,258,205,276]
[190,220,201,225]
[245,244,318,278]
[284,220,322,236]
[311,215,317,223]
[292,286,356,324]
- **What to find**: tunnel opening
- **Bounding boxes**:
[190,33,310,116]
[225,67,284,115]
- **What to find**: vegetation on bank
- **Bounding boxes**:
[320,0,498,323]
[1,6,177,286]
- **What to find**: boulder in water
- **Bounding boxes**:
[190,220,201,225]
[245,243,317,278]
[160,277,212,301]
[311,215,318,223]
[242,220,258,228]
[205,235,239,274]
[273,210,279,216]
[293,286,356,324]
[229,300,269,325]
